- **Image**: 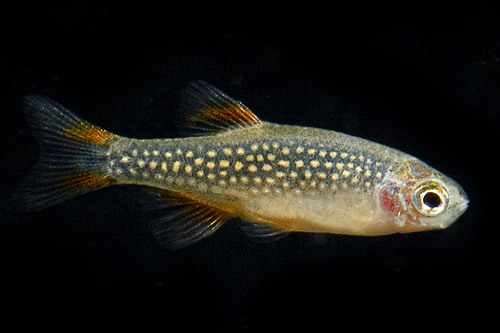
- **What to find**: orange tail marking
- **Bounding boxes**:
[60,173,112,191]
[65,125,117,146]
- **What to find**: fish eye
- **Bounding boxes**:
[412,181,449,217]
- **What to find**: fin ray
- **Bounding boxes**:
[144,188,233,249]
[11,96,117,211]
[240,221,290,242]
[179,81,261,136]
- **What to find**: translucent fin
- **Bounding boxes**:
[240,221,289,243]
[144,188,233,250]
[11,95,118,211]
[179,81,262,136]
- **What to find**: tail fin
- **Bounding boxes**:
[12,96,118,211]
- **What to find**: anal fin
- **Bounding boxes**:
[144,188,233,250]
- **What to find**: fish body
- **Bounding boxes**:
[14,82,468,248]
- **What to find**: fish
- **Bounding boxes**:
[13,81,469,249]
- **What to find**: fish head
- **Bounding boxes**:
[378,158,469,233]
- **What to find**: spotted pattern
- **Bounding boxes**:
[109,140,389,196]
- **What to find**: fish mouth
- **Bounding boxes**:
[438,196,469,229]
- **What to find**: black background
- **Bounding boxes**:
[1,2,498,330]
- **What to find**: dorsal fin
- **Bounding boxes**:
[179,81,262,136]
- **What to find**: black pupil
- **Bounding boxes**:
[423,192,442,208]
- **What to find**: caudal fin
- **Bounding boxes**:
[12,96,118,211]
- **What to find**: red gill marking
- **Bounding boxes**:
[380,185,402,216]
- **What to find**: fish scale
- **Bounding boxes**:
[13,81,468,249]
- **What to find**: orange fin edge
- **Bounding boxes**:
[179,81,261,135]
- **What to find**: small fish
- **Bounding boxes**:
[13,81,469,249]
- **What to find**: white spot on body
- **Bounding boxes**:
[121,156,130,164]
[194,158,204,166]
[278,160,290,168]
[234,161,244,171]
[265,178,275,185]
[248,165,258,173]
[262,164,272,172]
[137,160,145,168]
[185,151,194,158]
[206,161,215,170]
[172,161,181,173]
[149,161,157,170]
